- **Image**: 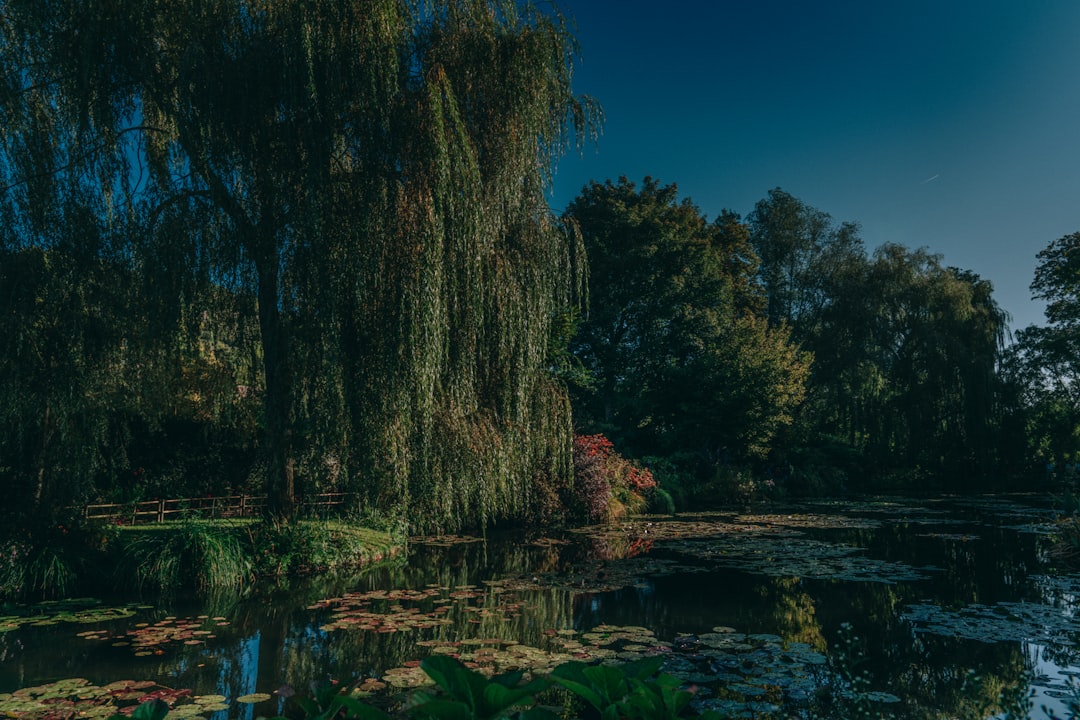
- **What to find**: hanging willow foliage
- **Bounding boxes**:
[1,0,598,530]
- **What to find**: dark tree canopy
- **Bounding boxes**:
[1,0,598,530]
[1005,231,1080,475]
[564,177,809,467]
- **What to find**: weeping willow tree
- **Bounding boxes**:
[1,0,597,527]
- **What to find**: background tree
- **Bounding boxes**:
[1004,231,1080,480]
[564,177,809,480]
[750,190,1010,490]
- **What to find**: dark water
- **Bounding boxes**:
[2,495,1079,719]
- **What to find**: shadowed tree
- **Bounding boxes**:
[564,177,808,468]
[1,0,597,528]
[1005,231,1080,478]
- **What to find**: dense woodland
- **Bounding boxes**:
[1,0,1078,538]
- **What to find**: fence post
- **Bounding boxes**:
[240,494,247,518]
[157,499,165,523]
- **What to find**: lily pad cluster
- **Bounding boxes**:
[0,600,141,633]
[484,556,704,596]
[77,615,230,656]
[663,536,937,584]
[0,678,208,720]
[573,519,798,547]
[409,535,484,547]
[312,585,533,634]
[372,621,841,719]
[902,601,1080,649]
[733,513,883,531]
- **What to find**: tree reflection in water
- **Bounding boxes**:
[2,497,1078,719]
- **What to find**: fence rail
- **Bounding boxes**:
[83,492,355,525]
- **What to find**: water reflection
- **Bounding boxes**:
[1,496,1078,719]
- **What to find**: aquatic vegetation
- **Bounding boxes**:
[0,598,141,632]
[663,536,937,584]
[410,536,486,548]
[0,679,198,720]
[732,513,883,531]
[77,614,232,655]
[913,532,980,541]
[312,585,537,635]
[249,521,399,575]
[902,601,1080,647]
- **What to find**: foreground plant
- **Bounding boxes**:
[549,658,701,720]
[115,655,719,720]
[410,655,553,720]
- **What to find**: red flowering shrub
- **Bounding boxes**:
[571,434,657,522]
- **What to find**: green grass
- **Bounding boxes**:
[114,518,401,595]
[116,519,253,595]
[2,517,402,601]
[247,519,400,576]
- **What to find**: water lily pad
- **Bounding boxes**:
[235,693,272,704]
[0,678,197,720]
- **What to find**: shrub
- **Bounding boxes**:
[118,519,252,595]
[0,518,111,600]
[648,487,676,515]
[248,520,398,576]
[571,434,657,522]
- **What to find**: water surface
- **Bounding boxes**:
[2,494,1077,719]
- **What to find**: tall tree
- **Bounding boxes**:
[565,177,808,466]
[1005,231,1080,477]
[1,0,597,528]
[748,187,863,342]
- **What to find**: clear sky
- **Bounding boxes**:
[548,0,1080,334]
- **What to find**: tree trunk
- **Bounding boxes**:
[33,399,53,515]
[256,261,296,519]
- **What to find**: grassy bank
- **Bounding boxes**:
[0,518,403,601]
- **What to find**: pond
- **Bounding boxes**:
[2,494,1079,719]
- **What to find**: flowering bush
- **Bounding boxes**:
[571,434,657,522]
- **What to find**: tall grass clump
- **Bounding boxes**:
[118,520,251,595]
[248,519,398,576]
[0,540,78,600]
[0,519,107,600]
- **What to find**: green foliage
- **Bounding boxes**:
[294,681,391,720]
[248,520,399,576]
[412,655,552,720]
[547,658,700,720]
[565,177,809,472]
[1004,231,1080,483]
[0,540,78,601]
[243,655,714,720]
[0,517,115,600]
[647,488,676,516]
[750,190,1011,490]
[117,520,252,595]
[0,0,599,532]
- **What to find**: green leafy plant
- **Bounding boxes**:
[293,680,391,720]
[410,655,554,720]
[549,658,700,720]
[108,698,170,720]
[116,655,719,720]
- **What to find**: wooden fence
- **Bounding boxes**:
[83,492,355,525]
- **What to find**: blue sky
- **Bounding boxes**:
[548,1,1080,333]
